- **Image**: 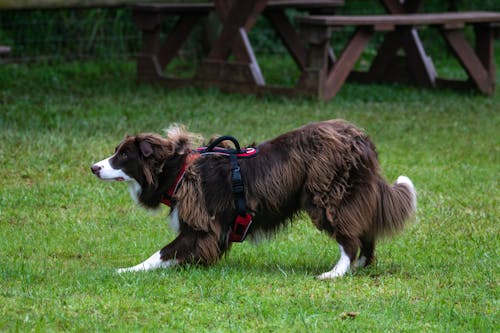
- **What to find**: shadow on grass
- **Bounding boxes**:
[156,254,415,281]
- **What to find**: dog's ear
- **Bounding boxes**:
[139,140,154,157]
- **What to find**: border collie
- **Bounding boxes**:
[91,120,416,279]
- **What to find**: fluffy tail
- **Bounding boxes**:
[375,175,417,237]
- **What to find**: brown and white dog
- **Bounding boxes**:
[91,120,416,279]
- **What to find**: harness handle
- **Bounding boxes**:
[205,135,242,154]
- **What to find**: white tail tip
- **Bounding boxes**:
[397,175,417,211]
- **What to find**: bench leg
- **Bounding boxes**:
[442,27,494,95]
[474,23,495,91]
[265,10,336,72]
[134,12,163,83]
[400,27,437,87]
[157,14,207,70]
[323,28,373,100]
[356,27,436,87]
[134,11,207,84]
[265,10,307,70]
[296,25,374,100]
[299,26,373,100]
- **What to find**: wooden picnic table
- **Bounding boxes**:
[132,0,344,96]
[133,0,500,99]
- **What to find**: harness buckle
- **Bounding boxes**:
[229,213,253,242]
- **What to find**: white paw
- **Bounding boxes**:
[316,245,351,280]
[117,267,136,274]
[316,270,345,280]
[116,251,177,273]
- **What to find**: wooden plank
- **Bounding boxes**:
[213,0,252,62]
[474,23,495,82]
[400,27,436,87]
[207,0,267,61]
[130,1,344,12]
[442,28,493,95]
[323,27,373,100]
[205,0,267,86]
[136,26,162,83]
[296,22,330,98]
[265,10,307,69]
[158,13,206,70]
[296,12,500,28]
[0,0,195,10]
[364,30,401,81]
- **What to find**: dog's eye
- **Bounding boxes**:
[121,152,128,160]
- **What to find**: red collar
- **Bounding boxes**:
[161,152,200,207]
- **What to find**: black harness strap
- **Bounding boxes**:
[200,136,256,242]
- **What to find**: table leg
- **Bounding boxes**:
[324,28,373,100]
[134,11,207,83]
[299,25,373,100]
[134,12,163,83]
[202,0,268,87]
[400,27,437,87]
[158,14,207,70]
[474,23,495,84]
[356,0,436,87]
[265,10,307,70]
[442,27,494,95]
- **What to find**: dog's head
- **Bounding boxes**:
[91,125,200,187]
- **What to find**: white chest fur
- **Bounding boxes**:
[169,207,180,233]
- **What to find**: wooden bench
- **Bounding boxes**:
[131,1,344,91]
[297,12,500,100]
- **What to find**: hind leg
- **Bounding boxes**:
[317,236,359,279]
[356,235,376,268]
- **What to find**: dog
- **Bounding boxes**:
[91,120,416,279]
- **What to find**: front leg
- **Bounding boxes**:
[117,229,223,273]
[117,251,178,273]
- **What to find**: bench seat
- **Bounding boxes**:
[297,11,500,30]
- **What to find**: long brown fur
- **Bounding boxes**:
[107,120,416,273]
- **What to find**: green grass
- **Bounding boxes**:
[0,58,498,332]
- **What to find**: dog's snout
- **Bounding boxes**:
[91,164,101,175]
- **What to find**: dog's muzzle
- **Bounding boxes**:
[90,162,127,181]
[91,164,101,176]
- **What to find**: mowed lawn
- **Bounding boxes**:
[0,60,498,332]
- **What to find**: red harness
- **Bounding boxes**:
[160,153,199,207]
[161,137,258,242]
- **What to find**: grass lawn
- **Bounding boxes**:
[0,58,498,332]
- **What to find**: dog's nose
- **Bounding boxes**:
[91,164,101,175]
